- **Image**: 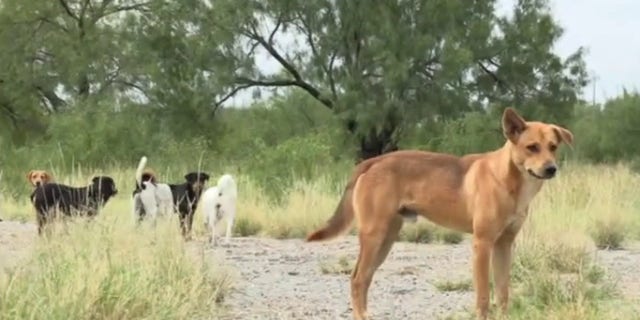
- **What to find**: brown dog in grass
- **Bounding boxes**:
[27,170,53,188]
[306,107,573,320]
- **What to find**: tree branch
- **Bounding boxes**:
[58,0,79,21]
[293,12,339,100]
[0,102,20,128]
[235,76,334,108]
[107,2,152,15]
[36,17,70,33]
[328,51,338,100]
[34,85,67,112]
[268,14,283,45]
[243,25,333,109]
[212,84,253,114]
[478,61,505,88]
[114,79,150,99]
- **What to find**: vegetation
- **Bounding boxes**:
[0,212,230,319]
[0,0,639,319]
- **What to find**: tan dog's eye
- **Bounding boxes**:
[526,144,539,153]
[549,144,557,152]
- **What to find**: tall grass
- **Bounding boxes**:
[0,174,231,319]
[1,161,640,319]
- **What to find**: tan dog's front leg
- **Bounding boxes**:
[492,229,517,316]
[473,236,493,320]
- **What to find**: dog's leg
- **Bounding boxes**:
[132,194,140,225]
[179,211,194,240]
[492,226,519,316]
[186,211,195,240]
[148,204,158,228]
[209,216,218,246]
[36,210,46,236]
[350,216,402,320]
[472,235,494,320]
[224,210,234,245]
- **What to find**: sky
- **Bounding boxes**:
[229,0,639,106]
[499,0,640,103]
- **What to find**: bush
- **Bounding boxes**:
[590,218,626,250]
[399,222,436,243]
[233,217,263,237]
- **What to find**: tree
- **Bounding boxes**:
[0,0,152,142]
[209,0,588,161]
[123,0,249,137]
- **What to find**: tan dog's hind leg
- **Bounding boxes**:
[351,216,403,320]
[350,176,404,320]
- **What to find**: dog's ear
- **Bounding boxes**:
[43,172,52,181]
[26,170,34,181]
[502,107,527,143]
[551,125,574,148]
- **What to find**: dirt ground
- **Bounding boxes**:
[2,220,640,320]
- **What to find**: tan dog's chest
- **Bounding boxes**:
[504,178,543,229]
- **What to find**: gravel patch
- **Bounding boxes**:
[205,237,476,320]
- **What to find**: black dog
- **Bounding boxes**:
[32,176,118,235]
[167,172,210,239]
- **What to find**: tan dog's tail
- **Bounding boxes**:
[135,156,148,187]
[306,158,379,242]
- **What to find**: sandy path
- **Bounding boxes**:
[2,220,640,319]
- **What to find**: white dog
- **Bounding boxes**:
[202,174,237,246]
[132,156,174,224]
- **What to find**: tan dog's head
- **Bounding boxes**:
[27,170,53,187]
[502,107,573,180]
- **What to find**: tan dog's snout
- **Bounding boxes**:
[543,162,557,178]
[528,161,558,179]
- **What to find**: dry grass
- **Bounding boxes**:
[0,215,230,319]
[1,162,640,319]
[434,279,473,292]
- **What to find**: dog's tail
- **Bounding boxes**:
[135,156,148,187]
[305,157,379,242]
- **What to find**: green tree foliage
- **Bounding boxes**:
[572,91,640,163]
[0,0,153,142]
[0,0,609,200]
[210,0,587,160]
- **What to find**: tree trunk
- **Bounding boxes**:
[356,127,399,162]
[347,112,400,163]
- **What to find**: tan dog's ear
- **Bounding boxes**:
[44,172,52,182]
[26,170,34,181]
[502,107,527,143]
[552,125,574,148]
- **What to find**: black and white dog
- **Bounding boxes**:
[32,176,118,235]
[132,156,173,224]
[132,156,210,239]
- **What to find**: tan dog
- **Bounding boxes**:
[306,108,573,320]
[27,170,53,188]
